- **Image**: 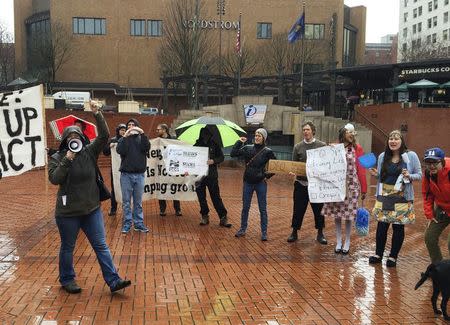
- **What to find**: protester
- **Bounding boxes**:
[368,130,421,267]
[48,102,131,294]
[231,128,276,241]
[74,119,91,144]
[103,123,127,216]
[422,147,450,264]
[116,118,150,234]
[322,123,367,254]
[156,123,182,217]
[193,126,231,227]
[288,121,327,244]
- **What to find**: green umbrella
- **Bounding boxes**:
[175,116,246,147]
[394,82,409,92]
[407,79,439,88]
[439,81,450,88]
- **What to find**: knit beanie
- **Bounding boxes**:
[255,128,268,143]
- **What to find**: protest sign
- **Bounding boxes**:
[306,144,347,203]
[165,144,208,176]
[111,137,201,202]
[267,159,306,176]
[0,85,46,177]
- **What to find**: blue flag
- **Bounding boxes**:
[288,13,305,43]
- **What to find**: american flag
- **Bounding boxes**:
[235,14,241,56]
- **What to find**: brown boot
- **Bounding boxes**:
[199,215,209,225]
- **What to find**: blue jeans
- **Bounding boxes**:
[240,181,268,233]
[55,208,120,287]
[120,172,145,227]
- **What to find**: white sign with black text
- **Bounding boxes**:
[306,144,347,203]
[165,144,209,176]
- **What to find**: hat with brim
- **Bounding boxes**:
[424,147,445,161]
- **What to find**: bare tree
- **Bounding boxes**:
[28,21,74,82]
[399,39,450,62]
[0,23,14,86]
[255,33,326,75]
[221,47,258,78]
[158,0,215,77]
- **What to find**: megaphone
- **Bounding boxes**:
[68,138,83,153]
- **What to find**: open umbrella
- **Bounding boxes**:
[175,116,246,147]
[439,81,450,88]
[393,82,409,92]
[407,79,439,88]
[49,114,98,141]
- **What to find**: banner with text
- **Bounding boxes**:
[0,85,46,177]
[165,144,208,176]
[306,144,347,203]
[111,138,203,202]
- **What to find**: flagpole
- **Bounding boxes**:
[237,12,242,96]
[299,1,305,109]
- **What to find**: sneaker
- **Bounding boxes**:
[235,229,246,237]
[316,231,327,245]
[134,224,149,233]
[175,211,182,217]
[110,279,131,293]
[287,230,298,243]
[62,281,82,294]
[121,224,131,234]
[199,215,209,226]
[219,216,232,228]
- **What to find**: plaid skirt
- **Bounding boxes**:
[372,183,415,225]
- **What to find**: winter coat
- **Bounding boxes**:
[422,157,450,219]
[230,141,276,184]
[48,112,109,217]
[103,123,126,156]
[116,133,150,173]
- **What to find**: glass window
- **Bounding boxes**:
[413,24,417,33]
[413,8,418,17]
[429,1,433,11]
[148,20,162,37]
[304,24,325,40]
[402,43,407,52]
[404,12,408,22]
[428,18,432,28]
[73,17,106,35]
[434,0,438,9]
[257,22,272,39]
[432,33,437,43]
[131,19,146,36]
[433,16,438,26]
[403,27,408,37]
[427,34,431,43]
[446,0,449,5]
[404,0,408,7]
[419,6,423,15]
[444,12,449,23]
[444,29,449,41]
[418,22,422,32]
[417,38,421,46]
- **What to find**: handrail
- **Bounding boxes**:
[355,109,389,138]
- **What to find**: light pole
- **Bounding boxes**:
[217,0,225,104]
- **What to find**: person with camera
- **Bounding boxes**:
[116,118,150,233]
[422,147,450,264]
[48,102,131,294]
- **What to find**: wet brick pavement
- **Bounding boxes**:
[0,167,448,324]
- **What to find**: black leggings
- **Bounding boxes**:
[375,222,405,259]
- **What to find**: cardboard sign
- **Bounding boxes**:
[267,159,306,176]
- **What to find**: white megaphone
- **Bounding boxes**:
[68,138,83,153]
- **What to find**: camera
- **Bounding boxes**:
[68,138,83,153]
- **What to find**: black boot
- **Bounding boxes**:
[219,216,232,228]
[287,229,298,242]
[316,229,327,245]
[199,215,209,225]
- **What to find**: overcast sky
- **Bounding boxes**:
[1,0,398,43]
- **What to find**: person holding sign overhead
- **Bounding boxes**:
[322,123,367,255]
[287,121,328,245]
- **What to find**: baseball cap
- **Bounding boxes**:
[424,147,445,161]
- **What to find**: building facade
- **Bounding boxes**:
[14,0,366,107]
[364,35,398,65]
[398,0,450,61]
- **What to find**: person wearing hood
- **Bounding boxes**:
[48,102,131,294]
[193,126,231,227]
[156,123,182,217]
[231,128,276,241]
[103,123,127,216]
[116,118,150,234]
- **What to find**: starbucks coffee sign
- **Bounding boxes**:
[183,19,239,30]
[400,66,450,76]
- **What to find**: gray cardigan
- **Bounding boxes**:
[374,151,422,201]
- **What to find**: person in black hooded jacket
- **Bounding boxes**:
[194,126,231,227]
[48,103,131,294]
[103,123,127,216]
[231,128,276,241]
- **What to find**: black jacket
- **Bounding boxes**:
[103,123,126,156]
[116,133,150,173]
[231,141,276,184]
[194,128,224,178]
[48,112,109,217]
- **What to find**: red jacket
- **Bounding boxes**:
[422,157,450,219]
[355,144,367,194]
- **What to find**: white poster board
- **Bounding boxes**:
[0,85,46,177]
[306,144,347,203]
[111,138,201,202]
[165,144,209,176]
[243,104,267,124]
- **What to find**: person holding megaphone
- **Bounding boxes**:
[48,101,131,294]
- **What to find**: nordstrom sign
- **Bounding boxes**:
[183,19,239,30]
